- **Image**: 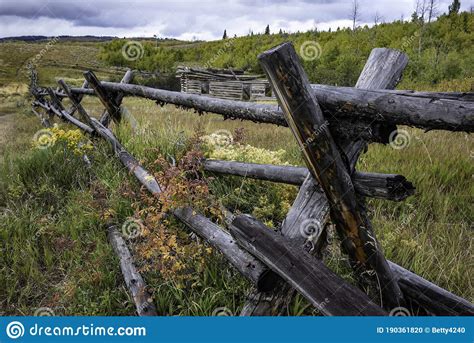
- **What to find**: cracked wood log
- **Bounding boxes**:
[239,177,329,316]
[63,81,474,133]
[241,47,409,316]
[173,207,279,292]
[310,84,474,132]
[203,159,415,201]
[340,48,408,172]
[258,42,405,310]
[107,225,157,316]
[278,47,408,313]
[230,214,387,316]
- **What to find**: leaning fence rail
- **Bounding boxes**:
[28,44,474,317]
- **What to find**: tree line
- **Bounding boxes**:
[100,4,473,91]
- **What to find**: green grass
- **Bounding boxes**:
[0,40,472,316]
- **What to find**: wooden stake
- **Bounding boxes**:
[258,42,405,310]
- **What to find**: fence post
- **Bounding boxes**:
[68,80,89,117]
[258,42,405,310]
[57,79,97,130]
[101,69,134,126]
[339,48,409,172]
[241,47,409,315]
[282,48,408,260]
[83,71,123,124]
[45,87,94,134]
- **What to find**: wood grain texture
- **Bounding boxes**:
[239,48,409,316]
[355,48,409,89]
[388,261,474,316]
[258,42,405,310]
[173,207,279,291]
[341,47,409,172]
[107,226,157,316]
[230,215,387,316]
[203,159,415,201]
[60,80,474,133]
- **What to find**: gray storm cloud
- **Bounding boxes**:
[0,0,469,39]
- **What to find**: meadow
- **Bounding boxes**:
[0,36,472,316]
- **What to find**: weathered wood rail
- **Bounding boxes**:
[29,44,474,317]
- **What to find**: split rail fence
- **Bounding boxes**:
[29,43,474,316]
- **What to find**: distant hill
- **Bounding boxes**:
[0,35,196,44]
[0,35,118,42]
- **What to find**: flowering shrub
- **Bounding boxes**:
[202,132,289,165]
[201,129,297,226]
[118,129,297,285]
[126,145,222,287]
[33,125,93,155]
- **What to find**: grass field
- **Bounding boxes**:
[0,40,472,316]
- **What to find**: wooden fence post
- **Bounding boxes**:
[45,87,94,134]
[258,42,405,310]
[83,71,123,124]
[102,69,134,126]
[340,48,409,172]
[68,80,89,117]
[57,79,96,130]
[241,47,409,315]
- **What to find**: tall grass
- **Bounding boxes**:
[0,96,472,316]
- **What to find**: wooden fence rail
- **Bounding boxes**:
[37,80,474,133]
[28,44,474,317]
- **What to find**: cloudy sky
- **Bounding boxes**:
[0,0,471,40]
